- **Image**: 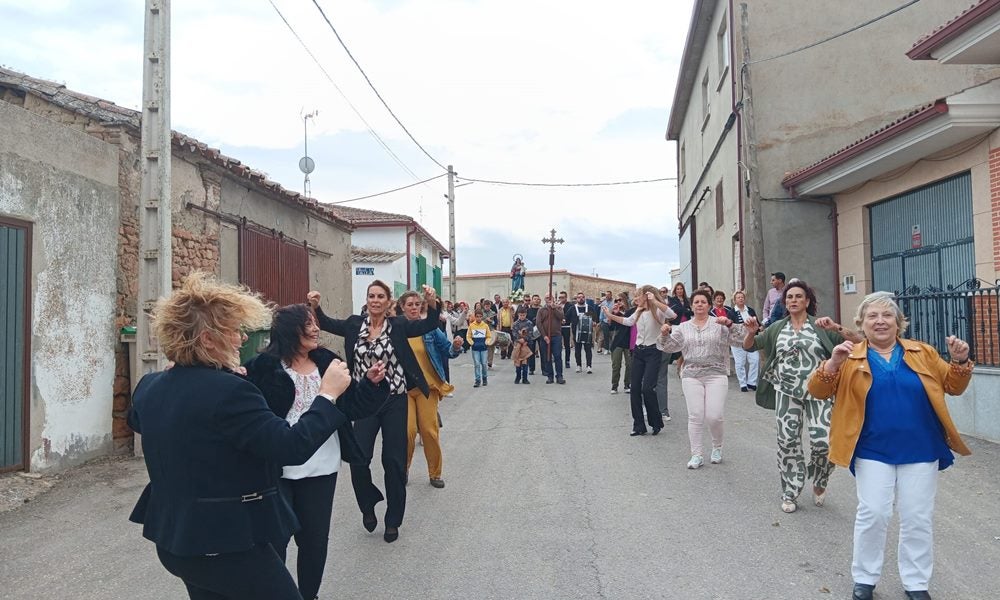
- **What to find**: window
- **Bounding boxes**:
[701,70,710,127]
[715,180,724,229]
[717,16,730,79]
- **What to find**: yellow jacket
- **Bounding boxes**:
[807,338,973,468]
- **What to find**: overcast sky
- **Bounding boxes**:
[0,0,692,286]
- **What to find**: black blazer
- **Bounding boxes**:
[314,303,441,397]
[242,348,387,465]
[127,365,376,557]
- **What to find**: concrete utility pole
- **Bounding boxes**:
[447,165,457,303]
[739,3,767,309]
[137,0,172,376]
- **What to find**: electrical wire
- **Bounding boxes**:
[459,176,676,187]
[268,0,436,184]
[311,0,449,171]
[330,173,448,204]
[750,0,922,65]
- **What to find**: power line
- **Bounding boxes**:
[311,0,449,171]
[330,173,448,204]
[460,176,677,187]
[750,0,921,65]
[268,0,434,183]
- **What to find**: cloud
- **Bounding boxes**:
[0,0,694,283]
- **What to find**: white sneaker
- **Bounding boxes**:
[710,448,723,464]
[586,366,592,374]
[664,415,672,422]
[687,455,704,469]
[624,387,631,393]
[610,389,618,395]
[575,366,582,373]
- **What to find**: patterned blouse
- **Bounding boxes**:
[281,363,340,479]
[658,318,746,379]
[767,321,826,400]
[354,317,407,395]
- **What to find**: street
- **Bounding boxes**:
[2,351,999,600]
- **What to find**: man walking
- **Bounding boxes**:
[761,272,785,326]
[566,292,596,374]
[557,291,573,369]
[536,294,566,384]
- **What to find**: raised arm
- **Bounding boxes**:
[307,291,350,337]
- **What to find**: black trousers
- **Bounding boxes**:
[350,392,407,528]
[630,345,664,433]
[527,339,537,373]
[574,341,593,368]
[561,327,572,365]
[157,544,300,600]
[276,473,337,600]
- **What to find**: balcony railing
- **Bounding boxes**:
[894,280,1000,368]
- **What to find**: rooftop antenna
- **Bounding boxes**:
[299,110,318,197]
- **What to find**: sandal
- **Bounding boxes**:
[781,498,797,513]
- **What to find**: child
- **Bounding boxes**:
[511,307,536,375]
[512,328,534,384]
[466,309,493,387]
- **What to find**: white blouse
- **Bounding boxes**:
[620,306,677,348]
[281,364,341,480]
[658,318,747,379]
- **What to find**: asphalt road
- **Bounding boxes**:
[2,351,999,600]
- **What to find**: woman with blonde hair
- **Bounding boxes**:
[809,292,972,600]
[603,285,676,436]
[128,273,386,600]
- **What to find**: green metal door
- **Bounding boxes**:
[1,219,30,472]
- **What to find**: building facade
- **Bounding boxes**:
[667,0,1000,318]
[0,67,356,472]
[328,206,449,313]
[444,270,637,305]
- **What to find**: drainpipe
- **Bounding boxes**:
[730,0,744,290]
[831,203,842,322]
[406,225,416,289]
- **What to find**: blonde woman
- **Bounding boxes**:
[603,285,676,436]
[128,273,386,599]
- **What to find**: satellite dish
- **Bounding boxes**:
[299,156,315,174]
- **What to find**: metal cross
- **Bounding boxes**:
[542,228,564,268]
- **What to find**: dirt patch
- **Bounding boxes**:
[0,470,58,513]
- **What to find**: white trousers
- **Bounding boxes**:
[681,374,728,456]
[852,459,938,591]
[730,345,759,387]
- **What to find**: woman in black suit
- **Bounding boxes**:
[128,273,387,600]
[308,281,441,543]
[243,304,383,600]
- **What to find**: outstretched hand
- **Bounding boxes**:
[307,291,321,310]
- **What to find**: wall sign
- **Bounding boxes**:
[911,225,922,249]
[355,267,375,276]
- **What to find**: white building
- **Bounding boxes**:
[329,206,449,312]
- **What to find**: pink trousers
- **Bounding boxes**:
[681,374,728,456]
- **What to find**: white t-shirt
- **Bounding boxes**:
[281,364,341,480]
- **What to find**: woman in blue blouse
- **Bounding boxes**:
[809,292,972,600]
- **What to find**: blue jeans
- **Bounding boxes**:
[472,349,488,383]
[538,335,564,380]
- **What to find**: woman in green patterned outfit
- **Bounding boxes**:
[743,280,863,513]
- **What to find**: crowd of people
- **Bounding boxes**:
[126,270,974,600]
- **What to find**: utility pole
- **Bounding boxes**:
[447,165,456,303]
[740,3,766,310]
[137,0,172,377]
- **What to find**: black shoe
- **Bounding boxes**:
[652,427,662,436]
[546,378,554,384]
[383,527,399,543]
[630,431,647,437]
[429,478,445,489]
[905,592,931,600]
[740,386,748,392]
[474,381,481,388]
[483,379,488,386]
[747,384,757,391]
[851,583,874,600]
[565,362,571,368]
[362,511,378,533]
[523,379,530,384]
[557,378,566,384]
[514,379,521,384]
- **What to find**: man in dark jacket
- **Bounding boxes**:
[535,294,566,384]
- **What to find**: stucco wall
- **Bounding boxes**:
[445,272,636,305]
[0,101,120,472]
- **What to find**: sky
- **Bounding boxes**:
[0,0,693,286]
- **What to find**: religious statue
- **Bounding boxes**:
[510,255,526,291]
